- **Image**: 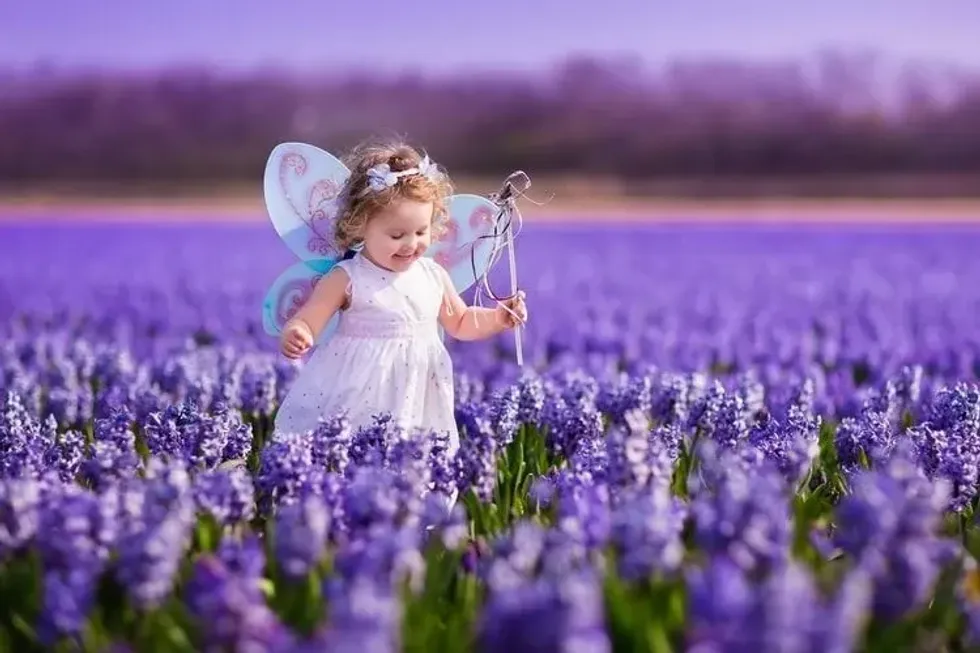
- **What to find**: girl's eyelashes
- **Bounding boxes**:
[389,228,428,240]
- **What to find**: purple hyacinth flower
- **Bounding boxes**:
[476,569,610,653]
[185,555,295,652]
[114,459,196,609]
[193,466,256,526]
[273,494,329,580]
[0,475,41,558]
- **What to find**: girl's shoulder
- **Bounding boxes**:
[331,259,355,286]
[334,257,356,275]
[334,251,369,281]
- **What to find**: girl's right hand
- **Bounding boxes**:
[495,291,528,329]
[280,320,314,359]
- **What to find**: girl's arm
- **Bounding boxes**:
[286,267,351,339]
[435,264,511,341]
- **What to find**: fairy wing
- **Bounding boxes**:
[426,194,502,294]
[261,142,350,346]
[261,258,341,345]
[263,142,350,261]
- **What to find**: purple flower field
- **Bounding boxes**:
[4,220,980,651]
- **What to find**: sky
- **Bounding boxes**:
[2,0,979,74]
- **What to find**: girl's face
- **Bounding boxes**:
[360,198,434,272]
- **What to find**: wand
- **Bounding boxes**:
[488,171,531,367]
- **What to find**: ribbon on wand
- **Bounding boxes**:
[471,170,531,366]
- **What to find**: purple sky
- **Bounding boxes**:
[3,0,979,73]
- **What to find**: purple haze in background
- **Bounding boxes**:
[2,0,980,73]
[3,221,980,386]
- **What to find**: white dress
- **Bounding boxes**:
[273,252,459,455]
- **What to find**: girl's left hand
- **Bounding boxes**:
[496,291,528,329]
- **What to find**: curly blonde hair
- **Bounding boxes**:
[333,137,455,251]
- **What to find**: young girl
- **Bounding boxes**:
[273,139,528,456]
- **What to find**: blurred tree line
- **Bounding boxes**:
[1,52,979,192]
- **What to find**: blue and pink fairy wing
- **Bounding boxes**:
[426,194,502,293]
[261,258,341,346]
[263,142,350,262]
[261,142,351,347]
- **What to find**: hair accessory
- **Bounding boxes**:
[357,155,442,198]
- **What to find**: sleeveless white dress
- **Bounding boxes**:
[273,252,459,456]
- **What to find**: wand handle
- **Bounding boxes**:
[506,210,523,367]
